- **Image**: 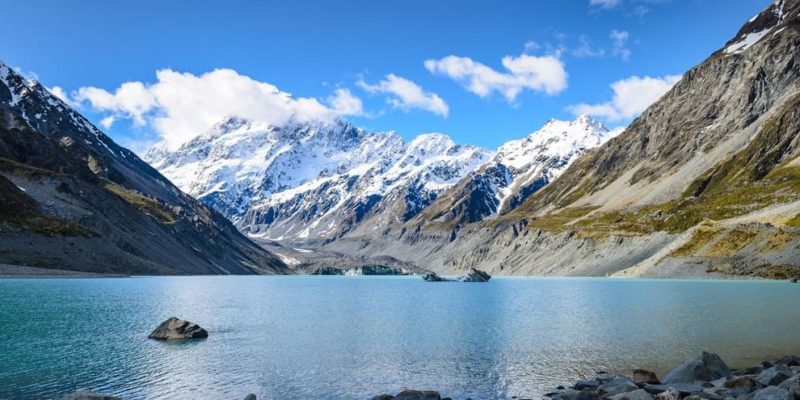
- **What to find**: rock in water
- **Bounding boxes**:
[458,268,491,282]
[422,269,491,282]
[661,352,732,384]
[393,390,442,400]
[752,386,792,400]
[243,394,257,400]
[64,391,120,400]
[757,365,793,386]
[148,317,208,340]
[422,272,450,282]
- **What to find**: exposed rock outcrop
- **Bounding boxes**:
[148,317,209,340]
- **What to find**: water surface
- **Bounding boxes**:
[1,276,799,399]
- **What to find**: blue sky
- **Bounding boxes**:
[3,0,770,151]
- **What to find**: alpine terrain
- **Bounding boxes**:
[0,62,287,275]
[326,0,800,279]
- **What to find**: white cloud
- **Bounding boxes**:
[590,0,622,8]
[572,36,606,58]
[568,74,681,121]
[610,30,631,61]
[70,68,364,149]
[424,53,567,102]
[99,116,116,129]
[357,74,448,117]
[48,86,69,103]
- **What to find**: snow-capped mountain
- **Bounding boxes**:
[145,118,491,243]
[414,115,617,225]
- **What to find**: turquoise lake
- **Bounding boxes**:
[1,276,800,399]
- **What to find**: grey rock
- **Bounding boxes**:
[662,352,732,384]
[775,356,800,367]
[458,268,491,282]
[243,395,256,400]
[608,389,653,400]
[372,396,395,400]
[757,366,793,387]
[633,369,661,385]
[599,377,640,397]
[653,388,681,400]
[724,375,760,391]
[64,391,120,400]
[752,386,792,400]
[148,317,208,340]
[644,384,705,396]
[777,374,800,390]
[422,272,450,282]
[574,380,602,391]
[553,389,598,400]
[393,390,441,400]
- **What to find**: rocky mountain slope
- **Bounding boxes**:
[0,62,287,275]
[412,115,616,226]
[325,0,800,279]
[146,118,491,244]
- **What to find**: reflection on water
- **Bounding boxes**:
[1,276,800,399]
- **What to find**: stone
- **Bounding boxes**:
[757,366,793,386]
[653,388,680,400]
[458,268,491,282]
[422,272,450,282]
[608,389,654,400]
[148,317,208,340]
[633,369,661,385]
[599,377,640,397]
[752,386,792,400]
[553,389,598,400]
[393,390,442,400]
[644,384,705,396]
[778,374,800,389]
[724,375,759,390]
[243,395,257,400]
[775,356,800,367]
[64,392,120,400]
[372,396,395,400]
[574,380,602,391]
[661,352,732,384]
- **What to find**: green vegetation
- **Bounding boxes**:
[671,226,722,257]
[103,181,177,224]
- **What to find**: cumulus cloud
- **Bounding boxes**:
[568,74,681,121]
[357,74,448,117]
[610,30,631,60]
[69,68,365,149]
[424,53,567,102]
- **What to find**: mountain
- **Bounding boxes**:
[145,119,491,244]
[0,62,287,275]
[412,115,616,226]
[325,0,800,279]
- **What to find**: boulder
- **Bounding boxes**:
[757,366,793,386]
[371,396,395,400]
[752,386,792,400]
[458,268,491,282]
[392,390,442,400]
[778,374,800,389]
[653,388,680,400]
[148,317,208,340]
[633,369,660,385]
[661,352,732,384]
[599,377,639,397]
[243,395,257,400]
[64,391,120,400]
[643,383,704,396]
[551,389,598,400]
[775,356,800,367]
[608,389,653,400]
[574,380,602,391]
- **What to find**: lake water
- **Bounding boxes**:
[1,276,800,400]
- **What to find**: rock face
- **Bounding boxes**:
[662,351,732,384]
[148,317,209,340]
[458,268,491,282]
[633,369,660,385]
[0,62,287,276]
